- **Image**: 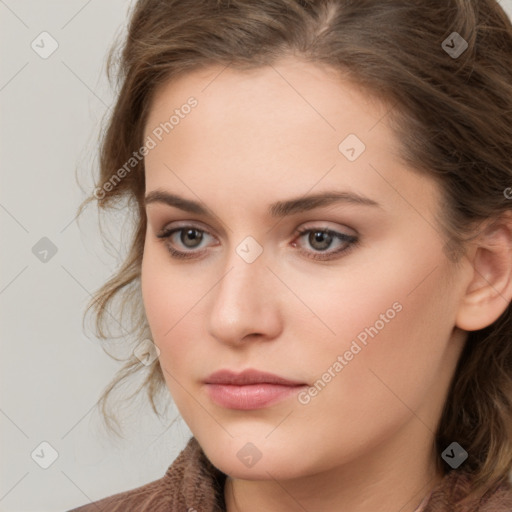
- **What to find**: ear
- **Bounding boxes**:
[455,210,512,332]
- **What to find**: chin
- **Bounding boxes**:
[196,434,314,481]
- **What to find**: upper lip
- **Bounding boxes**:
[204,369,306,386]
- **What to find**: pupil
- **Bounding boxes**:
[310,231,331,251]
[182,229,202,248]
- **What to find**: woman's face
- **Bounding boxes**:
[141,56,469,480]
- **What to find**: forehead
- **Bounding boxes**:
[143,57,441,225]
[145,57,389,140]
[144,58,395,173]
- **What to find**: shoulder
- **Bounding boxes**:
[425,470,512,512]
[476,477,512,512]
[67,437,227,512]
[67,473,172,512]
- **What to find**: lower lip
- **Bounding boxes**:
[204,383,307,410]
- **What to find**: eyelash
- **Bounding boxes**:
[155,225,359,262]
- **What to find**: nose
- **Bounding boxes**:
[206,245,282,346]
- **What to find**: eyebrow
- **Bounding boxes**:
[144,189,381,217]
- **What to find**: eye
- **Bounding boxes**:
[292,227,358,261]
[156,225,214,259]
[155,224,359,261]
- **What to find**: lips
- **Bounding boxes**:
[204,368,306,386]
[203,369,308,410]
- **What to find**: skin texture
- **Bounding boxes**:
[140,56,512,512]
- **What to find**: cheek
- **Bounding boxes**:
[321,232,453,350]
[141,244,185,357]
[297,244,457,422]
[140,243,208,393]
[141,251,215,436]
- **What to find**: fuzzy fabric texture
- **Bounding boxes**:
[68,437,512,512]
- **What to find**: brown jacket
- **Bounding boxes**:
[68,437,512,512]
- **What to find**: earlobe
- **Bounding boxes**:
[455,211,512,332]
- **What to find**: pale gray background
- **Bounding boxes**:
[1,1,512,511]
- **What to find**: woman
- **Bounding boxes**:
[69,0,512,510]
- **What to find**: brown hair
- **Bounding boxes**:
[77,0,512,506]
